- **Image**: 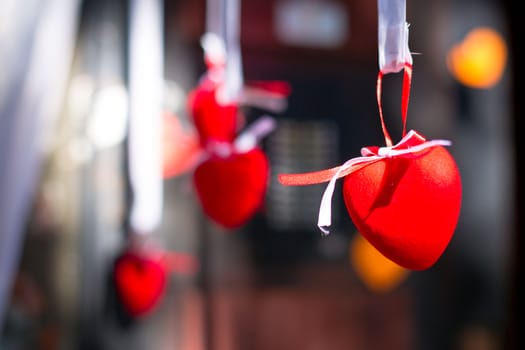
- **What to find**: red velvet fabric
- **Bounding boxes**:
[193,148,269,229]
[343,146,461,270]
[113,251,167,318]
[187,78,238,146]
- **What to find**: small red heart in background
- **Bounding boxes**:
[343,146,462,270]
[113,251,167,318]
[193,148,269,229]
[187,79,239,145]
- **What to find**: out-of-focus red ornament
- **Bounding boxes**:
[183,27,286,230]
[187,77,240,146]
[343,145,461,270]
[193,147,269,229]
[113,250,167,318]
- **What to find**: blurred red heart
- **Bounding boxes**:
[187,79,239,145]
[193,148,269,229]
[114,251,167,318]
[343,146,461,270]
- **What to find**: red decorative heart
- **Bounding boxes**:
[193,148,269,229]
[343,146,461,270]
[113,251,167,318]
[187,79,239,145]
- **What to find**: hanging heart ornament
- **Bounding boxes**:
[279,131,461,270]
[278,63,462,270]
[343,137,461,270]
[187,77,239,146]
[193,147,269,229]
[113,250,167,318]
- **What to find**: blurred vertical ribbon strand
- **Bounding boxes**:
[127,0,164,236]
[223,0,243,103]
[202,0,243,104]
[0,0,80,333]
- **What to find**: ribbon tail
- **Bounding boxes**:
[241,86,288,113]
[318,166,345,234]
[278,158,376,186]
[316,156,381,234]
[278,166,342,186]
[235,115,276,152]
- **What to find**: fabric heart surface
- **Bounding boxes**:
[343,145,461,270]
[193,147,269,229]
[114,251,167,318]
[187,79,239,145]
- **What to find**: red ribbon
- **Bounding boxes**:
[378,63,413,147]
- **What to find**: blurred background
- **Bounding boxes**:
[0,0,522,349]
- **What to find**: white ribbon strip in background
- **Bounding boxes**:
[223,0,243,104]
[0,0,80,333]
[204,0,243,105]
[128,0,164,234]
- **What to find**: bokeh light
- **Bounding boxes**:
[447,27,507,89]
[350,233,409,293]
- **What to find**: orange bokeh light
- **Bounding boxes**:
[349,233,409,293]
[447,27,507,89]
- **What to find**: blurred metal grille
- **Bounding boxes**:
[266,120,340,231]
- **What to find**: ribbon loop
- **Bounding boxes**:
[377,62,413,146]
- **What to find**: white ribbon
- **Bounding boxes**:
[128,0,164,234]
[377,0,412,74]
[223,0,243,103]
[200,116,276,160]
[202,0,243,105]
[235,115,276,152]
[201,32,227,69]
[318,130,451,234]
